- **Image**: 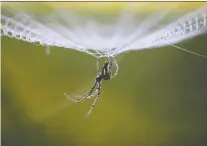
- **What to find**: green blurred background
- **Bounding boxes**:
[1,2,207,146]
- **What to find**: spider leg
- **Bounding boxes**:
[64,80,97,103]
[73,90,97,99]
[73,88,98,99]
[87,89,99,99]
[111,57,119,79]
[85,81,101,117]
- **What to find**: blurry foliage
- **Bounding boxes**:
[2,34,207,146]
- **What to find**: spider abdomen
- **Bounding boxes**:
[103,75,111,80]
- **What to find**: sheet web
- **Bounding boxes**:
[111,9,207,56]
[1,4,207,58]
[1,13,107,58]
[152,13,207,46]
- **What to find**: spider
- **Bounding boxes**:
[64,57,119,117]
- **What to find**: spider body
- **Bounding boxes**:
[97,62,112,81]
[102,62,112,80]
[64,57,119,117]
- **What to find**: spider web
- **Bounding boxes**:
[111,5,207,57]
[1,3,207,58]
